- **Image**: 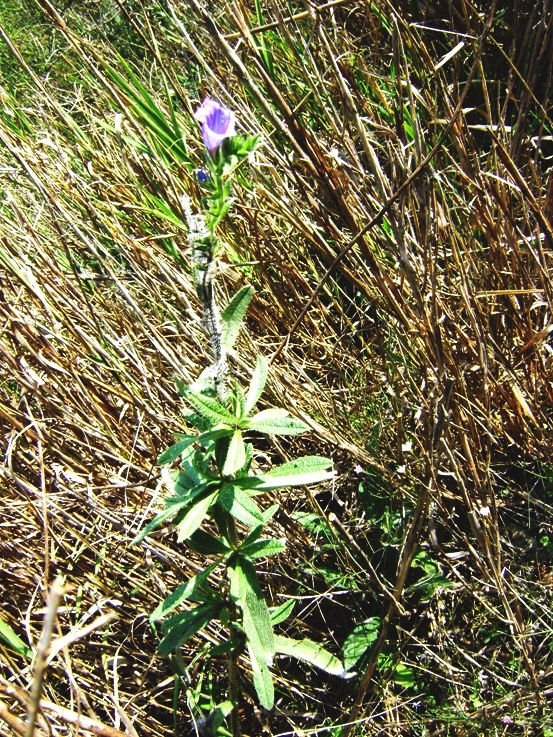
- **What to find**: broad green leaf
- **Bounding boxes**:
[236,456,334,491]
[269,599,295,625]
[176,491,217,542]
[274,635,352,678]
[247,641,274,709]
[342,618,381,670]
[222,429,246,476]
[228,558,274,666]
[150,562,221,621]
[377,652,416,688]
[157,604,217,655]
[391,662,416,688]
[244,355,268,415]
[246,409,309,435]
[239,538,286,560]
[221,286,254,351]
[184,390,236,427]
[219,485,264,527]
[0,619,32,659]
[407,551,455,602]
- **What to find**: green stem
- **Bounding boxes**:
[226,516,242,737]
[228,626,242,737]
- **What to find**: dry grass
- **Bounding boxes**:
[0,0,552,735]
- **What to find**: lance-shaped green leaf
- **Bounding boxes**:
[222,429,247,476]
[269,599,295,626]
[274,635,353,678]
[183,390,237,427]
[151,562,221,621]
[239,538,286,560]
[158,428,230,465]
[246,408,310,435]
[219,484,264,527]
[161,466,220,501]
[244,355,268,415]
[172,480,219,506]
[236,456,334,491]
[228,558,274,667]
[158,603,218,655]
[209,701,235,733]
[132,495,195,544]
[187,529,231,556]
[247,641,274,709]
[176,490,218,542]
[221,285,254,352]
[0,619,33,660]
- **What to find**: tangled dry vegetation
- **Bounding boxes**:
[0,0,552,735]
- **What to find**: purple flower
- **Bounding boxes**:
[197,167,210,183]
[194,98,236,155]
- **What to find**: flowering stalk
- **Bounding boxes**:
[134,98,342,735]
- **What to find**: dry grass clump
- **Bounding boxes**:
[0,0,552,735]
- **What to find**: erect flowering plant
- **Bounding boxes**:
[134,97,343,736]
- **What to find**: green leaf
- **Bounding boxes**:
[247,641,274,709]
[237,456,334,491]
[176,491,217,542]
[163,473,218,506]
[158,437,196,465]
[210,700,234,732]
[264,456,333,480]
[158,429,230,465]
[157,604,217,655]
[132,497,191,543]
[292,511,333,539]
[269,599,295,625]
[392,662,416,688]
[274,635,352,678]
[246,408,309,435]
[150,562,221,621]
[244,355,268,415]
[187,529,231,556]
[377,652,416,688]
[222,429,247,476]
[0,619,32,659]
[229,558,276,709]
[342,618,381,670]
[240,538,286,560]
[407,551,455,602]
[219,485,264,527]
[184,390,237,427]
[228,558,274,666]
[221,286,254,351]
